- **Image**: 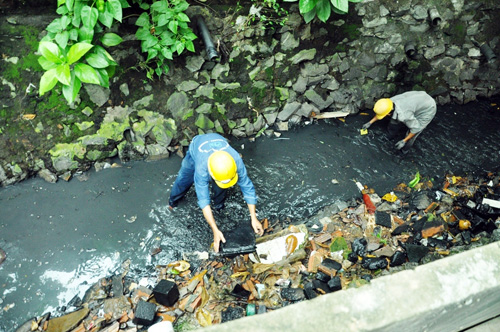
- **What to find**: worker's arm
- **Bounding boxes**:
[248,204,263,236]
[402,132,416,143]
[202,205,225,253]
[362,115,379,129]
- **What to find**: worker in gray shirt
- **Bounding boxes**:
[362,91,437,153]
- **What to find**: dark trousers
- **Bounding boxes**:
[168,151,227,209]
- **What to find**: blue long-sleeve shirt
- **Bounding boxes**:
[189,133,257,209]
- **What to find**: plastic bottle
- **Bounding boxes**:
[355,181,376,214]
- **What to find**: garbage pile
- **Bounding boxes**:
[16,172,500,332]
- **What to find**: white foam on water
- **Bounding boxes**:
[40,252,121,313]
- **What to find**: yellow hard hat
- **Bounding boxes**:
[208,151,238,189]
[373,98,394,119]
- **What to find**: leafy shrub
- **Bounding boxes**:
[134,0,197,79]
[284,0,363,23]
[38,0,196,104]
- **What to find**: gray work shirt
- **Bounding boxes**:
[391,91,437,134]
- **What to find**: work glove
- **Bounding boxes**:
[395,139,406,150]
[362,122,372,130]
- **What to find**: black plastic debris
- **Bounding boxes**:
[153,279,179,307]
[405,244,429,263]
[462,231,472,245]
[361,274,372,282]
[134,300,156,326]
[347,252,359,263]
[315,271,331,283]
[312,280,331,294]
[427,238,448,249]
[220,223,256,256]
[392,223,409,236]
[352,238,367,257]
[280,288,306,302]
[327,276,342,292]
[375,211,392,228]
[231,284,250,299]
[304,282,318,300]
[319,258,342,276]
[389,250,407,267]
[221,306,245,323]
[361,257,388,270]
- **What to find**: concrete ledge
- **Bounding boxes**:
[197,242,500,332]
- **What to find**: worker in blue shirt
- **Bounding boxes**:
[168,133,264,252]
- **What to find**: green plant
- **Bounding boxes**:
[284,0,363,23]
[38,0,124,104]
[134,0,197,79]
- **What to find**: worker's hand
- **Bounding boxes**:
[251,218,264,236]
[362,122,372,130]
[395,139,406,150]
[212,229,226,253]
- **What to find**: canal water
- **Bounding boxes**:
[1,97,499,330]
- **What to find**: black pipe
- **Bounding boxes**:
[405,43,416,58]
[428,8,441,27]
[196,16,219,61]
[480,43,497,62]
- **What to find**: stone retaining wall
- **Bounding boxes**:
[1,0,499,185]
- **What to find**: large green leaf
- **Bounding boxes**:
[316,0,331,22]
[56,6,69,15]
[142,34,159,49]
[331,0,348,14]
[303,7,317,23]
[38,41,62,64]
[119,0,130,9]
[78,25,94,42]
[55,30,69,49]
[151,1,169,13]
[46,18,62,33]
[62,73,81,103]
[67,42,94,64]
[38,57,58,71]
[96,68,110,88]
[55,63,71,85]
[72,1,84,27]
[81,5,99,29]
[94,45,116,64]
[85,52,109,68]
[175,40,184,55]
[161,47,173,60]
[299,0,318,14]
[176,12,190,22]
[60,15,71,29]
[185,40,195,52]
[101,33,123,47]
[168,20,178,34]
[69,28,79,41]
[57,0,66,7]
[157,13,172,27]
[74,63,100,84]
[108,0,122,22]
[135,12,150,27]
[39,68,59,96]
[174,1,189,12]
[98,9,114,28]
[147,48,159,62]
[65,0,74,11]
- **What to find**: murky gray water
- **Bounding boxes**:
[1,98,499,330]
